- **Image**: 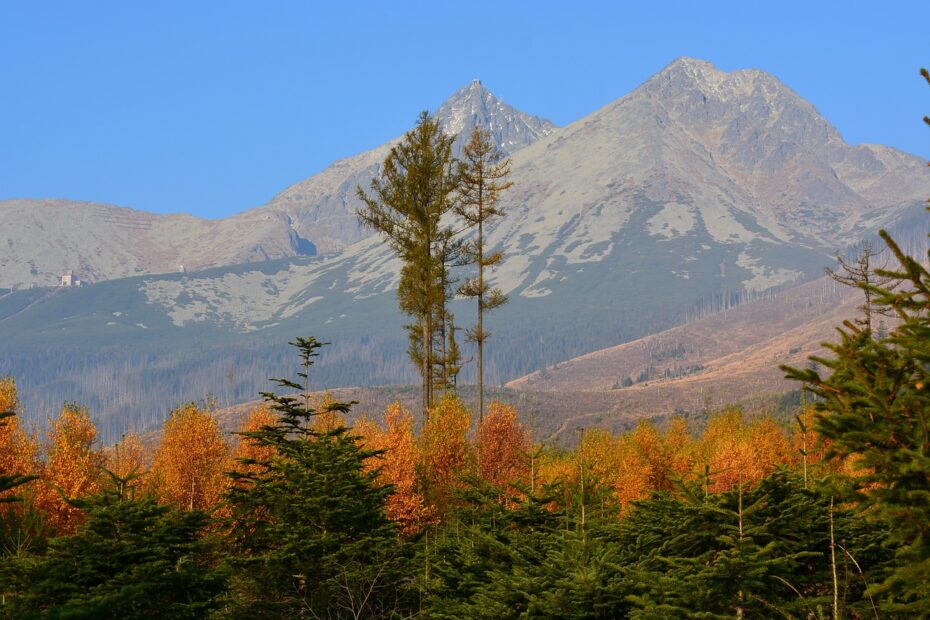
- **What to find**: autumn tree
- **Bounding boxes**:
[475,401,529,493]
[456,127,513,421]
[35,403,106,534]
[228,404,277,481]
[696,408,790,494]
[361,402,434,536]
[419,394,473,515]
[106,432,147,484]
[150,403,228,511]
[357,112,460,416]
[309,391,347,434]
[0,378,38,505]
[0,412,36,505]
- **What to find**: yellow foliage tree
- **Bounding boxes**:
[150,403,228,511]
[420,395,472,515]
[35,404,106,533]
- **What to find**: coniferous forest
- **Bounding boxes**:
[2,71,930,620]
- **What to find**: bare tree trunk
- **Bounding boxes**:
[477,217,484,423]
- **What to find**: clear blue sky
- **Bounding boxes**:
[2,1,928,219]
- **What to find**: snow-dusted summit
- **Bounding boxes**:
[435,80,556,155]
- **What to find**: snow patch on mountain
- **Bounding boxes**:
[141,261,330,328]
[646,202,696,238]
[736,251,802,291]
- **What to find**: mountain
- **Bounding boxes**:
[436,80,557,156]
[251,80,556,254]
[480,57,929,303]
[0,82,555,289]
[3,57,929,438]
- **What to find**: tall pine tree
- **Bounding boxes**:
[358,112,460,417]
[456,127,513,421]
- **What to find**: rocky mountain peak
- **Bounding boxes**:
[644,57,796,107]
[435,80,557,155]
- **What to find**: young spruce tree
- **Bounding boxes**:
[3,469,226,619]
[223,337,412,619]
[782,67,930,614]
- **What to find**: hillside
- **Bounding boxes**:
[502,275,869,438]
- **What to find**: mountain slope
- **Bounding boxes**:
[252,80,556,253]
[0,82,555,289]
[503,275,866,439]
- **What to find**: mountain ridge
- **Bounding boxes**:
[0,81,555,289]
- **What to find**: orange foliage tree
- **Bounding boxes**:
[0,378,40,503]
[310,392,347,434]
[229,404,278,479]
[35,403,106,534]
[419,395,472,515]
[106,432,148,491]
[150,403,228,511]
[475,402,530,493]
[359,402,434,536]
[697,408,791,493]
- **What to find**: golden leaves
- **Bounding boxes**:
[0,377,40,504]
[230,404,277,474]
[420,395,473,511]
[363,402,435,536]
[476,402,530,492]
[35,404,106,533]
[150,403,228,511]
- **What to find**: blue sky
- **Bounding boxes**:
[2,1,928,219]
